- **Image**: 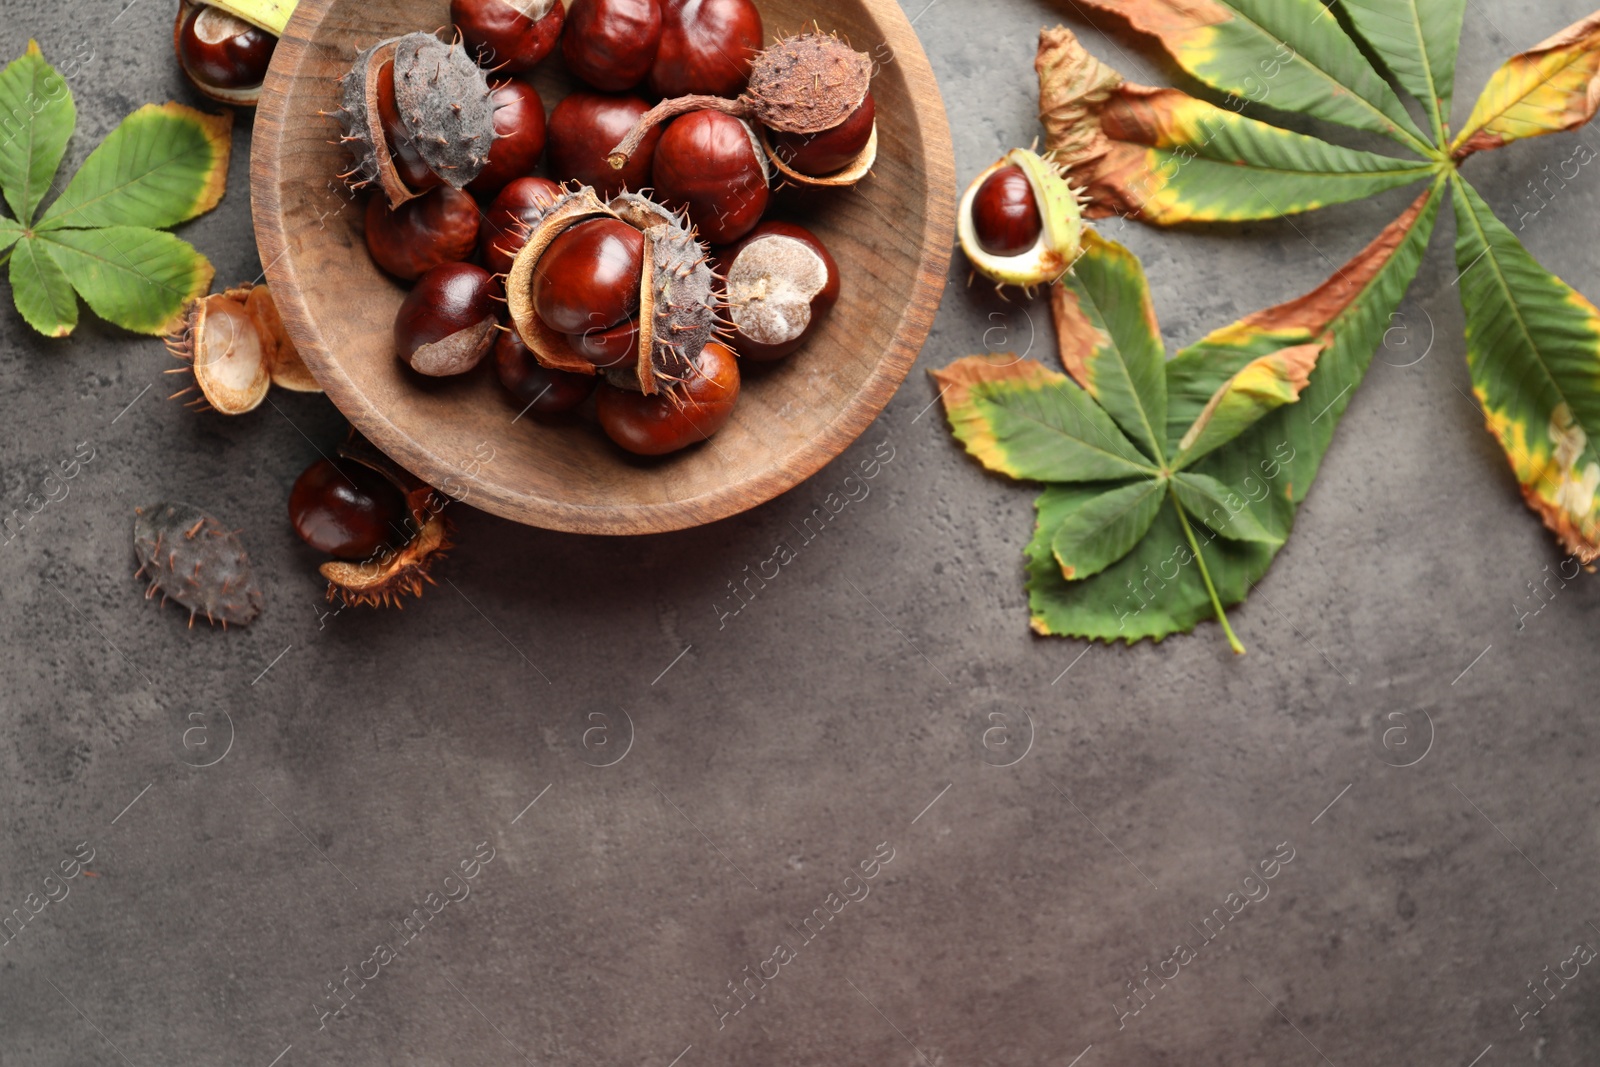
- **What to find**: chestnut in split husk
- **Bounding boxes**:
[562,0,663,92]
[596,339,740,455]
[608,29,879,187]
[721,220,839,361]
[652,109,769,245]
[365,185,480,281]
[505,186,727,398]
[547,92,661,199]
[467,78,547,196]
[481,176,562,276]
[495,327,598,415]
[451,0,565,72]
[174,0,276,106]
[531,217,645,345]
[395,262,499,376]
[336,31,498,208]
[648,0,763,98]
[957,147,1084,292]
[165,284,321,414]
[290,434,453,608]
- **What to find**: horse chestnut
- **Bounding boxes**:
[290,458,410,561]
[467,79,547,195]
[562,0,663,92]
[648,0,763,98]
[769,92,876,177]
[547,93,661,198]
[597,340,740,455]
[722,221,840,361]
[652,110,768,244]
[395,262,499,376]
[496,328,597,415]
[531,218,645,336]
[452,0,565,72]
[365,186,480,281]
[570,318,641,369]
[175,2,276,102]
[481,177,562,276]
[971,164,1042,257]
[957,148,1084,292]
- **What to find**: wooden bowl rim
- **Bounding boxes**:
[250,0,956,536]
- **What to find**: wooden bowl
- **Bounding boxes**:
[252,0,955,535]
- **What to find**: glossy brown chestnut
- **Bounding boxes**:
[452,0,565,72]
[647,0,763,98]
[395,262,499,376]
[769,92,876,177]
[597,340,741,455]
[481,176,562,276]
[466,79,547,196]
[568,317,641,369]
[971,164,1042,258]
[721,221,840,361]
[376,58,446,194]
[562,0,664,92]
[546,93,661,198]
[495,327,597,415]
[290,458,409,561]
[531,219,645,336]
[178,4,275,91]
[652,110,768,245]
[365,186,480,281]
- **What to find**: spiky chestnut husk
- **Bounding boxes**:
[605,29,878,187]
[315,434,454,609]
[504,186,727,396]
[957,148,1084,294]
[133,502,263,629]
[335,32,497,208]
[164,283,320,415]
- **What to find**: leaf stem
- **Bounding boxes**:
[1172,489,1245,655]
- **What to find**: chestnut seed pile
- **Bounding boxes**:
[328,8,870,477]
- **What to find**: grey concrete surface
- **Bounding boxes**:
[2,0,1598,1064]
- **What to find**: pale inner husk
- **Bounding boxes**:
[726,235,827,345]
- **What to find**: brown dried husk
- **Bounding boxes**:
[746,30,873,135]
[164,283,320,415]
[504,187,723,396]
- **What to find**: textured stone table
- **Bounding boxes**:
[1,1,1596,1064]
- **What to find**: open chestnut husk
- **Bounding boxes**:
[452,0,565,72]
[165,283,320,414]
[335,31,498,208]
[648,0,763,98]
[597,339,740,455]
[547,92,661,199]
[608,29,879,188]
[721,221,839,361]
[957,147,1084,293]
[365,185,480,281]
[395,262,500,376]
[504,187,727,397]
[173,0,277,106]
[291,434,453,609]
[652,109,769,245]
